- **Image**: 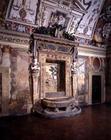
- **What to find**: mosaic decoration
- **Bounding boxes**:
[6,0,39,25]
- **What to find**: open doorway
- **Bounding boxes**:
[45,60,66,98]
[92,75,101,104]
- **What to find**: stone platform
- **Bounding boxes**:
[33,97,81,118]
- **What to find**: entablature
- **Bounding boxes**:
[0,29,106,58]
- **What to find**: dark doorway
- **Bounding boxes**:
[92,75,101,104]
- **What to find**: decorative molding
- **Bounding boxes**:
[0,29,106,57]
[78,44,106,57]
[0,29,29,50]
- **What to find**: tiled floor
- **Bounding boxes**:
[0,104,111,140]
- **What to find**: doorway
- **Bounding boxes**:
[92,75,101,104]
[45,60,66,97]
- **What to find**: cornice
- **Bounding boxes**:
[78,44,106,57]
[33,33,78,47]
[0,29,107,57]
[0,29,30,50]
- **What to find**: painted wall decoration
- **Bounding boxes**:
[45,63,58,93]
[4,0,106,41]
[6,0,39,25]
[9,49,31,114]
[75,0,105,39]
[41,0,105,40]
[77,58,87,95]
[68,14,82,34]
[94,0,111,43]
[71,0,91,11]
[101,4,111,40]
[48,11,67,28]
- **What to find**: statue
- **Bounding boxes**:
[29,33,40,74]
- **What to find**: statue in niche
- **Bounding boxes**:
[48,12,67,38]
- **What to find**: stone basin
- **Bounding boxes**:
[33,96,81,118]
[41,97,75,108]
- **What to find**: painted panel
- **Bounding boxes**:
[6,0,38,25]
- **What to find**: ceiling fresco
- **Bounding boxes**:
[75,0,105,39]
[0,0,110,45]
[94,0,111,44]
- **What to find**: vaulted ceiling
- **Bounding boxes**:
[0,0,111,45]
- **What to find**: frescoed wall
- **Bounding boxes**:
[0,0,108,116]
[0,44,31,116]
